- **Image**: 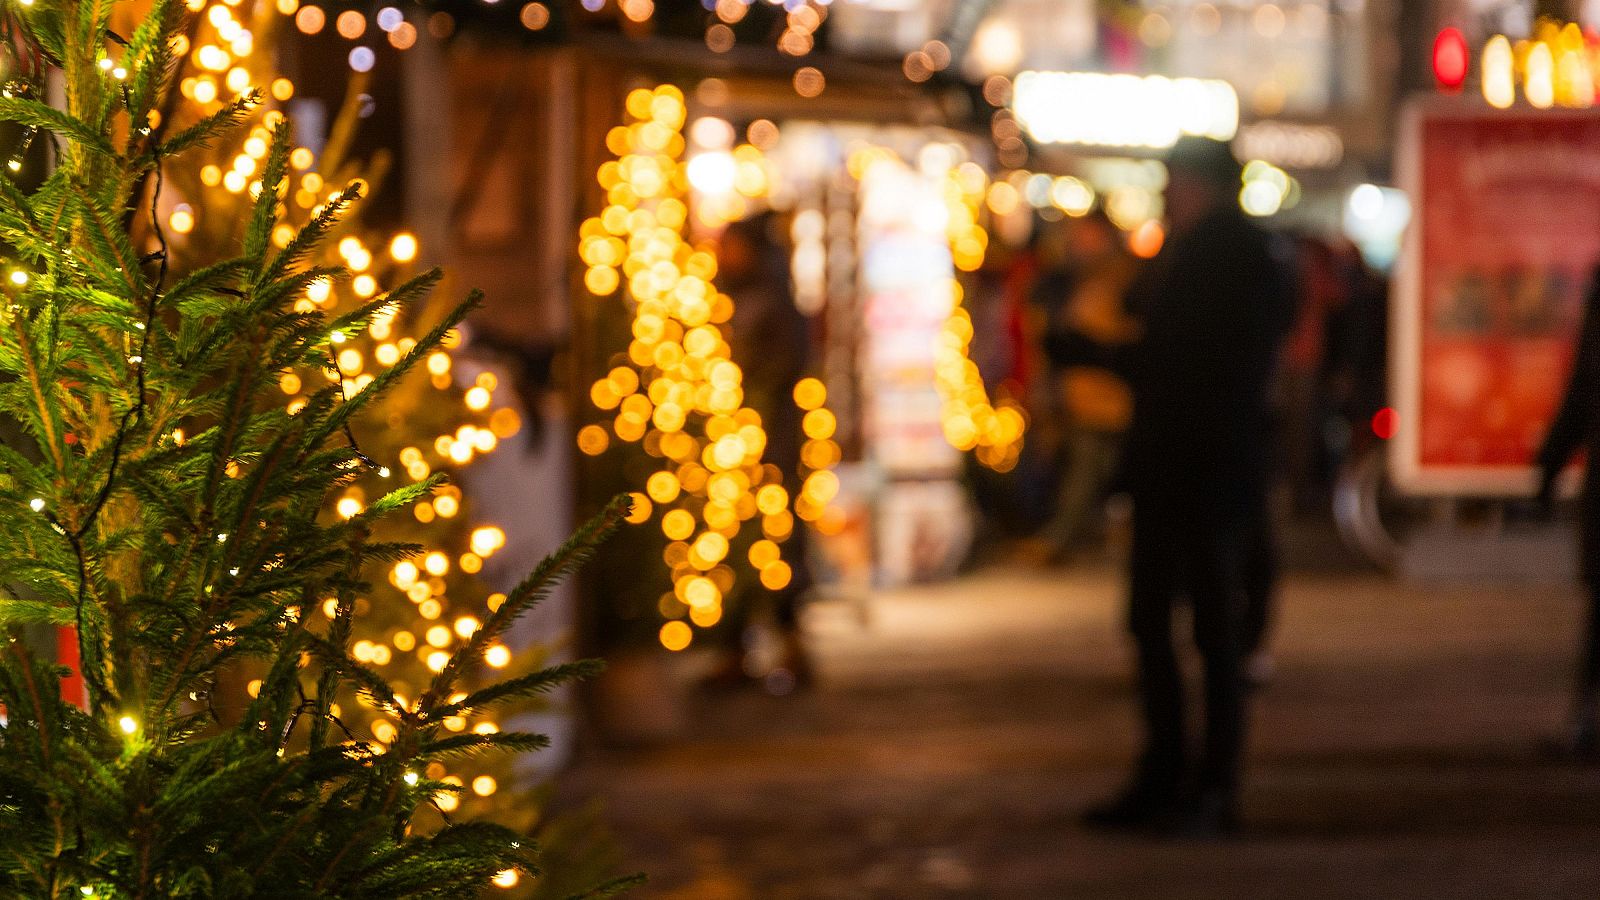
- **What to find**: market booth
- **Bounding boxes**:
[409,0,1411,676]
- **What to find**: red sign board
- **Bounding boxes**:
[1393,102,1599,494]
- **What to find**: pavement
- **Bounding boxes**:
[563,552,1600,899]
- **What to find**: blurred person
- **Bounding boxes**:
[1027,210,1140,564]
[1068,137,1297,835]
[1319,241,1391,469]
[1240,236,1342,684]
[1239,503,1281,689]
[1280,237,1341,511]
[1022,219,1078,415]
[1536,262,1600,758]
[967,240,1058,535]
[719,213,816,693]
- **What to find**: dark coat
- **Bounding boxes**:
[725,255,809,475]
[1538,268,1600,584]
[1114,206,1297,515]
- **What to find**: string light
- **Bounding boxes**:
[793,67,825,98]
[1476,20,1599,109]
[390,232,418,262]
[520,3,550,30]
[1527,41,1556,109]
[336,10,367,39]
[659,620,693,652]
[922,159,1027,471]
[165,0,525,817]
[1482,35,1515,109]
[577,86,844,646]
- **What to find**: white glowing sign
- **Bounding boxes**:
[1011,71,1238,149]
[1234,121,1344,170]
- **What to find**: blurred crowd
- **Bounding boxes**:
[682,137,1600,834]
[971,200,1391,565]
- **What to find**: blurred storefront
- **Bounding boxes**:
[376,0,1496,654]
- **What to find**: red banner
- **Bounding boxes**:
[1394,103,1600,494]
[58,626,85,708]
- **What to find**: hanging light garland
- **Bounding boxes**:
[579,84,821,653]
[281,1,956,98]
[935,162,1027,472]
[704,0,830,65]
[1475,20,1599,109]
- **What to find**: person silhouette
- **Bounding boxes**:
[1536,262,1600,758]
[1076,137,1297,835]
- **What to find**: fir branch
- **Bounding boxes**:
[421,496,629,709]
[0,95,117,160]
[243,120,291,264]
[120,0,183,149]
[418,731,551,761]
[360,474,445,520]
[153,90,259,160]
[428,661,605,721]
[300,633,401,719]
[316,289,473,446]
[256,178,363,288]
[0,597,77,626]
[71,153,165,543]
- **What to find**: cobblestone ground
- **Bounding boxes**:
[563,559,1600,899]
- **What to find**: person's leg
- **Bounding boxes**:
[1085,503,1184,826]
[1573,579,1600,748]
[1187,514,1251,823]
[1037,424,1104,555]
[1127,507,1186,792]
[768,524,815,692]
[1241,502,1280,679]
[1573,507,1600,750]
[1088,431,1123,543]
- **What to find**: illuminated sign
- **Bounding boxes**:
[1392,104,1599,495]
[1011,71,1238,148]
[1234,121,1343,169]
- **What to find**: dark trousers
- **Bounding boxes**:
[1241,504,1279,658]
[1127,501,1252,796]
[1580,582,1600,703]
[1579,497,1598,710]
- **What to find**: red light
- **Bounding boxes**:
[1371,407,1399,440]
[1128,220,1164,259]
[1433,28,1469,92]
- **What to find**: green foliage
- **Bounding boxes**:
[0,4,630,897]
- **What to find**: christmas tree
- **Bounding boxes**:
[157,0,547,831]
[0,2,635,896]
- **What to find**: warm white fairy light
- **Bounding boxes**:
[581,85,843,649]
[163,0,525,816]
[934,160,1026,471]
